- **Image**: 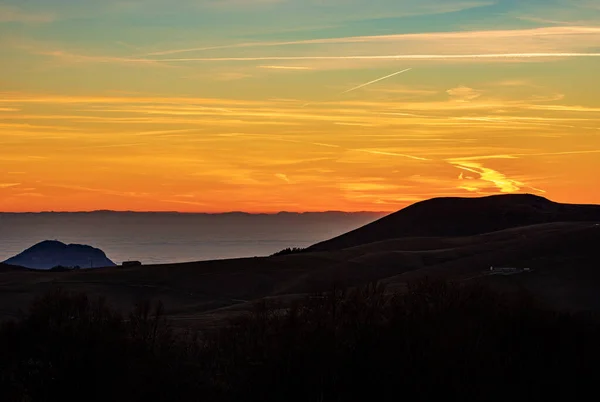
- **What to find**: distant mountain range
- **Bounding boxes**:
[0,211,385,216]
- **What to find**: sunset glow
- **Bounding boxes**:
[1,0,600,212]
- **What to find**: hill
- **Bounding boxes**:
[1,195,599,325]
[0,263,26,272]
[3,240,116,270]
[0,221,599,324]
[308,194,600,251]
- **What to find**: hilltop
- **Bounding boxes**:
[308,194,600,251]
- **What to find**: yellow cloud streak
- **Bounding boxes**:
[258,65,314,70]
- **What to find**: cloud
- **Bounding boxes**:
[526,105,600,113]
[447,154,518,162]
[143,26,600,57]
[446,86,483,102]
[213,72,253,81]
[0,93,265,107]
[14,192,46,198]
[258,65,313,70]
[446,154,560,195]
[26,25,600,71]
[3,92,598,137]
[0,5,55,23]
[275,173,291,183]
[36,50,167,67]
[47,183,153,199]
[365,86,438,96]
[356,149,430,161]
[0,183,21,188]
[449,160,525,193]
[339,183,408,192]
[153,53,600,64]
[514,150,600,157]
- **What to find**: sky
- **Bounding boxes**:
[1,0,599,212]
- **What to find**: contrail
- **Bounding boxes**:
[340,68,412,94]
[156,53,600,62]
[302,67,412,107]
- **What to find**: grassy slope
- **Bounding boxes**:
[1,221,599,326]
[309,194,600,251]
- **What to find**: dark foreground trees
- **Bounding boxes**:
[270,247,306,257]
[1,280,598,402]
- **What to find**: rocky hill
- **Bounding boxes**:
[3,240,115,270]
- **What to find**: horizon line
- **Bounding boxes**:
[0,210,390,215]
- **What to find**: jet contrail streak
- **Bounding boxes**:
[341,68,413,94]
[157,53,600,62]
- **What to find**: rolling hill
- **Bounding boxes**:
[308,194,600,251]
[0,263,25,272]
[0,194,599,326]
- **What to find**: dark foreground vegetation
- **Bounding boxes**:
[270,247,307,256]
[1,280,598,402]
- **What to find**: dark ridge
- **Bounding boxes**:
[308,194,600,251]
[0,263,27,272]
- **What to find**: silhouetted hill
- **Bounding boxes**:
[3,240,115,270]
[308,194,600,251]
[0,263,26,272]
[1,221,600,323]
[1,195,600,324]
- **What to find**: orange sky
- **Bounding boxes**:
[1,1,600,212]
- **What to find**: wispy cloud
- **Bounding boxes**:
[448,150,600,162]
[36,50,166,66]
[38,50,600,67]
[153,53,600,63]
[365,86,438,96]
[449,160,526,193]
[444,149,600,195]
[0,183,21,188]
[258,65,313,70]
[14,192,45,198]
[142,26,600,57]
[23,25,600,71]
[214,71,253,81]
[356,149,430,161]
[514,150,600,157]
[47,183,153,199]
[275,173,291,183]
[446,86,482,102]
[526,105,600,113]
